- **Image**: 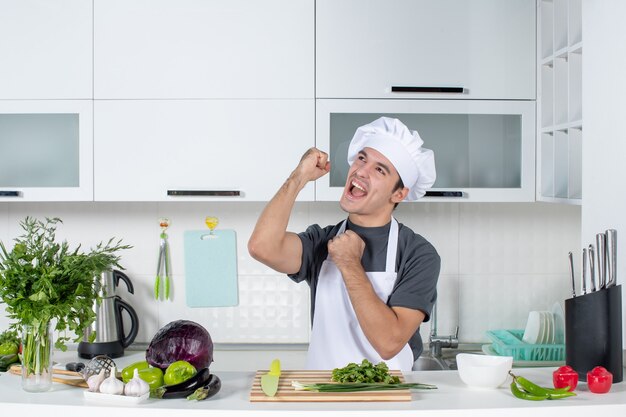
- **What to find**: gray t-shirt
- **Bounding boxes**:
[288,218,440,361]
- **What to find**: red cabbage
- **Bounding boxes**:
[146,320,213,370]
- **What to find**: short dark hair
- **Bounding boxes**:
[393,177,405,210]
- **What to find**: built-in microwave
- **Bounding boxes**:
[316,99,535,202]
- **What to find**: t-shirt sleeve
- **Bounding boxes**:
[287,223,335,284]
[389,232,440,322]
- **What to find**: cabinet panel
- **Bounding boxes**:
[94,100,314,201]
[316,99,535,202]
[316,0,535,100]
[94,0,314,99]
[537,0,582,204]
[0,0,92,99]
[0,100,93,201]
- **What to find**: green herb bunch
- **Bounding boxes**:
[331,359,401,384]
[0,217,131,351]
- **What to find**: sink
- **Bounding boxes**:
[412,355,456,371]
[412,348,484,371]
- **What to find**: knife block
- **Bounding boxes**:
[565,285,623,383]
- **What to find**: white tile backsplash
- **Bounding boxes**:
[0,201,580,346]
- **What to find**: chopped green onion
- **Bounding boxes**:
[291,381,437,392]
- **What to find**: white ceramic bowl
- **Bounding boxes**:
[456,353,513,389]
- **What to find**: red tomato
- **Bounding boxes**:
[587,366,613,394]
[553,365,578,391]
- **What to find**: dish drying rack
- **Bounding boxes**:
[486,329,565,362]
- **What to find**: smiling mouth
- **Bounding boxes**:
[347,180,368,199]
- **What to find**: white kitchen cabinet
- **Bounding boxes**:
[316,0,536,100]
[94,0,313,99]
[0,100,93,201]
[94,100,314,201]
[316,99,535,202]
[537,0,582,204]
[0,0,92,99]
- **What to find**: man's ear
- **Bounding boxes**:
[391,187,409,203]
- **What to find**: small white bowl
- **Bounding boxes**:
[456,353,513,389]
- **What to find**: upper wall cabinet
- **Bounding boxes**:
[94,99,314,202]
[0,100,94,201]
[94,0,314,99]
[537,0,582,205]
[0,0,92,99]
[316,0,536,100]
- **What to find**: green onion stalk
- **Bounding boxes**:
[21,320,52,382]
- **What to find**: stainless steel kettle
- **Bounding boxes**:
[78,270,139,359]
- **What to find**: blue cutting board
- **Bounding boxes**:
[184,229,239,307]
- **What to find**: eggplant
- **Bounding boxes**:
[153,367,211,399]
[187,374,222,401]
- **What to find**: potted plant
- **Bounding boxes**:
[0,217,130,392]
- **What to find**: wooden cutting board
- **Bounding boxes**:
[249,370,411,402]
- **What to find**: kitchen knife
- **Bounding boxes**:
[588,245,597,292]
[568,251,576,298]
[582,248,588,295]
[596,233,607,289]
[606,229,617,287]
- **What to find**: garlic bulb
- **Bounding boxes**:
[124,368,150,397]
[99,366,125,395]
[87,369,107,392]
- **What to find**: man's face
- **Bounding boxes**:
[339,147,407,224]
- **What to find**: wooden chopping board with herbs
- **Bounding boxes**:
[249,359,436,402]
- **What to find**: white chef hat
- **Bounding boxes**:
[347,117,436,200]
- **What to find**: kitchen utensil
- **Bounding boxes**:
[249,370,410,402]
[596,233,607,289]
[568,251,576,297]
[78,270,139,359]
[456,353,513,389]
[184,228,238,307]
[155,218,172,300]
[8,365,87,388]
[606,229,617,287]
[589,245,597,292]
[81,355,117,380]
[565,285,623,383]
[582,248,588,295]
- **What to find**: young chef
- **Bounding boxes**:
[248,117,440,371]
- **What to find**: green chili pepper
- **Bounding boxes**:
[510,380,549,401]
[509,371,576,401]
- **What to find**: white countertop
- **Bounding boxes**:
[1,351,626,417]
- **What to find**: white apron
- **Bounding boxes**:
[306,217,414,371]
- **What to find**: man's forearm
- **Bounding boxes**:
[341,265,422,360]
[247,172,308,273]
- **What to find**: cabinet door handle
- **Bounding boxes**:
[391,86,464,93]
[167,190,241,197]
[0,191,21,197]
[424,191,464,197]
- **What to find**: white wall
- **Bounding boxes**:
[0,201,580,347]
[582,0,626,342]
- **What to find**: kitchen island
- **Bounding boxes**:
[1,351,625,417]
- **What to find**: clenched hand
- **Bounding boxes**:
[292,147,331,184]
[328,230,365,271]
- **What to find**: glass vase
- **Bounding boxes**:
[21,322,53,392]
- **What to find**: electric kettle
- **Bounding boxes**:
[78,270,139,359]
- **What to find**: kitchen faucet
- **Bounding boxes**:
[428,301,459,359]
